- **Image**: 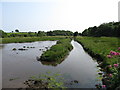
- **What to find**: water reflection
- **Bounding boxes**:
[2,41,57,88]
[40,60,63,67]
[2,40,102,88]
[0,44,5,49]
[36,55,65,66]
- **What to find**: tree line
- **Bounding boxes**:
[0,30,80,38]
[1,21,119,38]
[82,22,120,37]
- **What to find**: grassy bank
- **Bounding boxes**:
[75,36,120,89]
[75,37,119,65]
[0,36,70,44]
[40,39,73,62]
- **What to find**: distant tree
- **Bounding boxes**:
[47,30,73,36]
[82,22,120,37]
[73,31,78,37]
[0,30,7,38]
[79,33,82,36]
[15,29,19,32]
[47,31,53,36]
[34,32,37,36]
[38,31,46,36]
[38,31,41,34]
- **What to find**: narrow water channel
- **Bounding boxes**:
[2,40,102,88]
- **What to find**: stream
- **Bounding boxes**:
[2,40,102,88]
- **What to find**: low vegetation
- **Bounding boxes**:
[24,71,79,88]
[40,39,73,62]
[1,36,69,44]
[75,36,120,89]
[24,72,65,88]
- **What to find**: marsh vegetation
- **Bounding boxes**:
[2,39,102,88]
[40,39,73,62]
[75,37,120,89]
[1,21,120,89]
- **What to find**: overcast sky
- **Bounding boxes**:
[0,0,119,32]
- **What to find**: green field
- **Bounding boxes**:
[0,36,71,44]
[75,36,120,89]
[75,37,120,65]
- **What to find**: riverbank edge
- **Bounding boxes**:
[40,39,73,62]
[75,40,104,61]
[75,39,119,89]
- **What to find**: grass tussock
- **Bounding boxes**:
[40,39,73,62]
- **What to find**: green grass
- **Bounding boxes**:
[75,36,119,65]
[0,36,70,44]
[0,38,2,44]
[6,32,36,37]
[75,36,120,89]
[40,39,73,62]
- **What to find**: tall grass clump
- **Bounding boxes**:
[40,39,73,62]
